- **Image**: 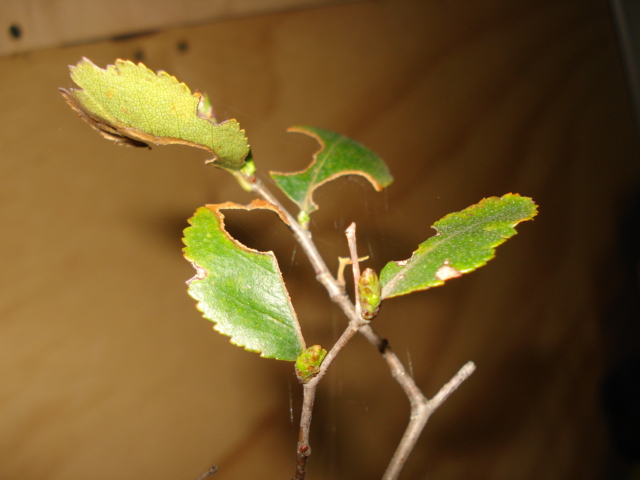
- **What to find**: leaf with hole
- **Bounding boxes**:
[270,126,393,222]
[183,200,305,361]
[380,194,538,299]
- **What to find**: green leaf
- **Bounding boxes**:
[380,194,537,299]
[183,200,305,361]
[60,58,250,170]
[270,126,393,220]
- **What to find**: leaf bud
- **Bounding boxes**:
[358,268,381,320]
[295,345,327,383]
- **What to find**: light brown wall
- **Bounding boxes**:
[1,1,638,479]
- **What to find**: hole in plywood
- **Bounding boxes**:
[177,40,189,53]
[9,23,22,39]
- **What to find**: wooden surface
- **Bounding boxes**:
[1,1,639,479]
[0,0,358,55]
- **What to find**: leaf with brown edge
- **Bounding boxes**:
[183,199,305,361]
[60,58,250,170]
[380,194,538,299]
[270,126,393,222]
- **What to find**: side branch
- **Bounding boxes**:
[382,361,476,480]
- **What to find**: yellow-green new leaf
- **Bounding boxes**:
[60,58,250,170]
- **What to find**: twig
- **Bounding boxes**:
[293,382,316,480]
[252,178,426,395]
[250,179,347,304]
[382,361,476,480]
[293,319,366,480]
[293,225,371,479]
[345,223,362,317]
[195,465,217,480]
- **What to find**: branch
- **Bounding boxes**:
[345,223,362,317]
[251,177,475,480]
[293,319,365,480]
[293,382,316,480]
[250,179,349,305]
[293,225,372,479]
[252,178,432,398]
[382,361,476,480]
[195,466,218,480]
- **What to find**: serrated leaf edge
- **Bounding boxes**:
[270,126,393,213]
[380,194,538,299]
[183,200,303,359]
[60,58,250,167]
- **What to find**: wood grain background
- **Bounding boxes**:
[1,0,639,479]
[0,0,359,55]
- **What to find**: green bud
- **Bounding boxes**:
[295,345,327,383]
[231,157,256,191]
[358,268,381,320]
[297,210,311,228]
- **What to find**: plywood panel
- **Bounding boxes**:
[0,0,358,55]
[1,1,638,479]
